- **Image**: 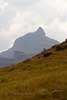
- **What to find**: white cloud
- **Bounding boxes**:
[6,0,39,7]
[0,0,8,13]
[46,18,67,42]
[0,0,67,51]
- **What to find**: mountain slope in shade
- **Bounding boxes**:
[0,27,59,58]
[0,57,14,67]
[0,27,59,66]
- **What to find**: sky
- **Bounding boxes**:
[0,0,67,51]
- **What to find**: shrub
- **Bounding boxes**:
[52,45,58,48]
[56,45,62,51]
[23,59,31,63]
[56,44,67,51]
[8,67,15,72]
[66,39,67,42]
[43,51,52,57]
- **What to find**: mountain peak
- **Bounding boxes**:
[36,27,45,35]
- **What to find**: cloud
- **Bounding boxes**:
[46,18,67,42]
[0,0,8,13]
[0,0,67,51]
[6,0,39,7]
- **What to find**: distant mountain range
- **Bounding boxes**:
[0,27,59,66]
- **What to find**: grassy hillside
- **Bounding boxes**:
[0,40,67,100]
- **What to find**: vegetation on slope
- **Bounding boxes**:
[0,40,67,100]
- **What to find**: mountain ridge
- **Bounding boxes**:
[0,27,58,57]
[0,27,59,66]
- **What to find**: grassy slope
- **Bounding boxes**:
[0,41,67,100]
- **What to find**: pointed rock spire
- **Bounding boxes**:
[36,27,46,35]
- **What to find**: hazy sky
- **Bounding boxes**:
[0,0,67,51]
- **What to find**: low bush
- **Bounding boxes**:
[52,45,58,48]
[43,52,52,57]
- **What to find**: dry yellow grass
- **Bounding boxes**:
[0,40,67,100]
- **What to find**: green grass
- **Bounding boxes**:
[0,41,67,100]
